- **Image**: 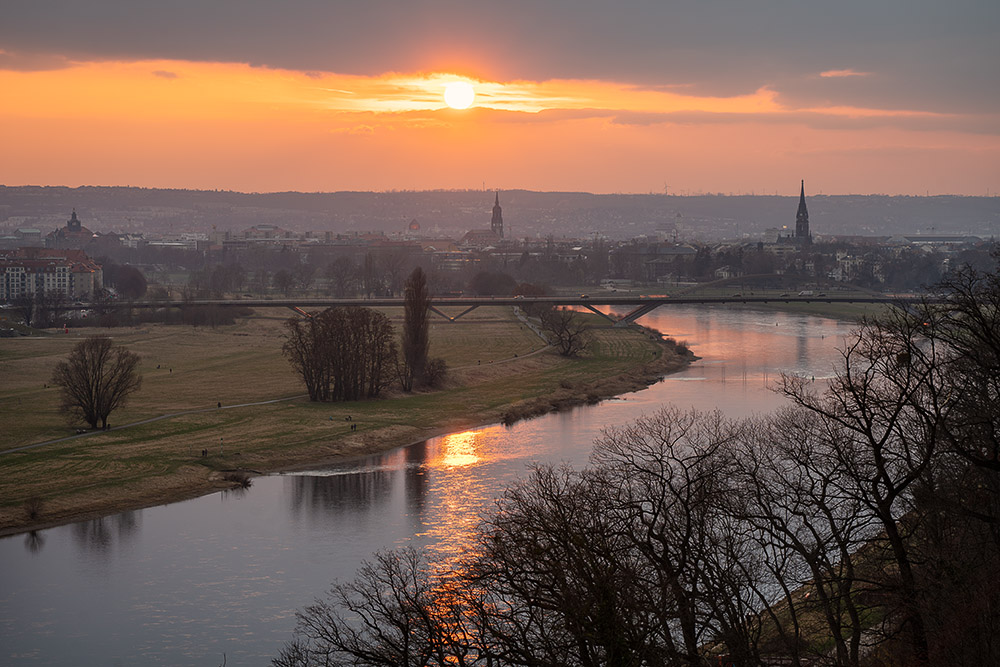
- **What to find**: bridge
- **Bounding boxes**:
[55,293,928,328]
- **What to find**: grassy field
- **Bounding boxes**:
[0,306,682,534]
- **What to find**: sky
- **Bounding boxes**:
[1,1,998,195]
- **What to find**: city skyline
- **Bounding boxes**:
[1,1,997,195]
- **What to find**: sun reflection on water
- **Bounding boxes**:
[437,430,481,468]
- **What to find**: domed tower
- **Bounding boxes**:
[491,192,504,239]
[795,180,811,244]
[68,209,82,233]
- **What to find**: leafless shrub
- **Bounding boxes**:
[223,472,252,488]
[24,496,44,520]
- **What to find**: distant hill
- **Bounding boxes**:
[1,185,997,241]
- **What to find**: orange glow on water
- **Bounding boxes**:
[437,430,481,468]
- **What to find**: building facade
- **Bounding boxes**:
[0,247,103,301]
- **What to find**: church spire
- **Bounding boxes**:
[795,180,811,244]
[491,191,504,239]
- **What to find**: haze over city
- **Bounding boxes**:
[2,0,998,196]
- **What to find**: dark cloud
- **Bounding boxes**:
[1,1,997,113]
[0,49,73,71]
[151,70,177,79]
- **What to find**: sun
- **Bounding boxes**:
[443,81,476,109]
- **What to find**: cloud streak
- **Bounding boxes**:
[819,69,872,78]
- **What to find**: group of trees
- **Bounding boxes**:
[284,268,446,400]
[275,255,1000,666]
[9,291,66,329]
[283,307,398,402]
[100,259,148,299]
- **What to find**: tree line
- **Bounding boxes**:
[275,254,1000,667]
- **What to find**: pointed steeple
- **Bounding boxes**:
[795,180,811,243]
[491,191,504,239]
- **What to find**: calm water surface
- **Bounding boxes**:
[0,306,854,665]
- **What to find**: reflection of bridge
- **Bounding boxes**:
[60,293,926,328]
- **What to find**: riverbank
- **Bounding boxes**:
[0,308,692,536]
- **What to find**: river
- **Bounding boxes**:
[0,306,855,665]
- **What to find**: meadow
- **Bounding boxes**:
[0,306,681,534]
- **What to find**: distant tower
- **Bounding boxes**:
[68,209,81,233]
[795,180,811,244]
[491,192,504,239]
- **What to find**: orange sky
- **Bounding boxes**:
[1,58,997,195]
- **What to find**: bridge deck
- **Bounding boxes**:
[57,294,919,310]
[45,294,931,326]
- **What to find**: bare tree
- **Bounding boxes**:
[780,314,939,665]
[732,408,874,667]
[10,294,37,327]
[361,252,381,297]
[252,268,270,295]
[378,249,412,297]
[51,336,142,429]
[324,256,356,297]
[469,464,668,667]
[911,255,1000,474]
[275,548,486,667]
[282,315,332,402]
[539,307,592,357]
[400,267,430,391]
[294,264,316,295]
[274,269,295,296]
[592,407,755,667]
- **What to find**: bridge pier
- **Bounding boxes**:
[613,302,662,327]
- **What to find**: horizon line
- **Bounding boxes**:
[2,184,997,198]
